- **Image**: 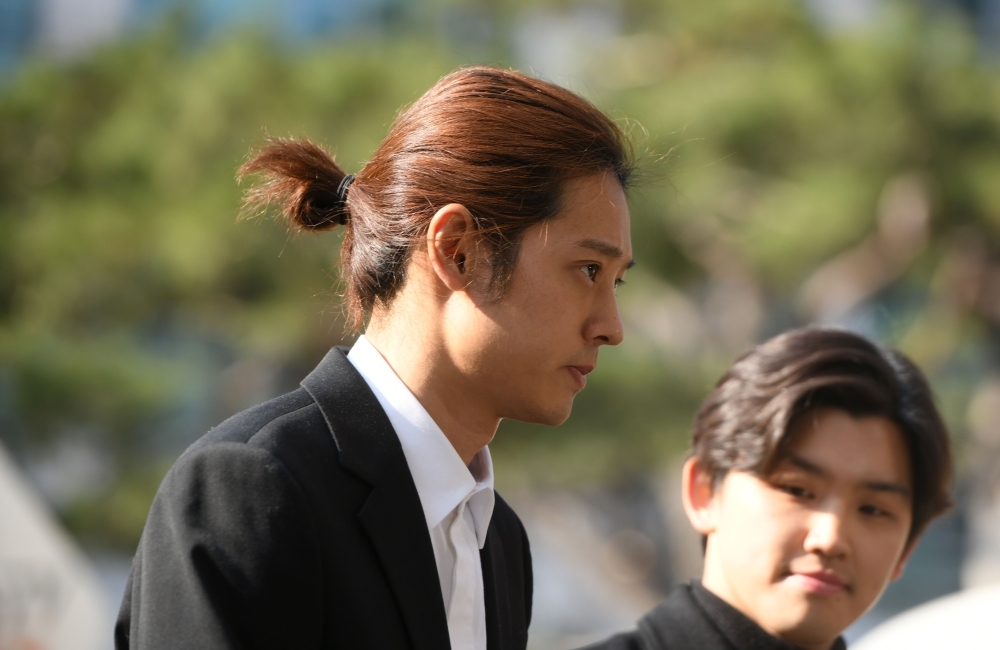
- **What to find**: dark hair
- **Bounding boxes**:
[692,327,953,546]
[238,66,634,329]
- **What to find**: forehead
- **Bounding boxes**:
[780,408,912,491]
[522,172,632,257]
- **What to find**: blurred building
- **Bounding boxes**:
[0,0,37,67]
[6,0,1000,69]
[0,0,400,64]
[0,441,107,650]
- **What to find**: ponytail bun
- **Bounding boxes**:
[238,137,351,230]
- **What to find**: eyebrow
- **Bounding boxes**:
[862,480,912,499]
[576,238,636,269]
[784,454,911,499]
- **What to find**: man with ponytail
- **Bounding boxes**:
[115,66,635,650]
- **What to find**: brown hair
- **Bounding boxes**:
[692,327,953,546]
[239,66,634,329]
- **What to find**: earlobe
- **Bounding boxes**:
[426,203,476,292]
[682,457,718,535]
[890,543,915,581]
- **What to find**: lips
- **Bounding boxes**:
[567,365,595,389]
[787,570,848,596]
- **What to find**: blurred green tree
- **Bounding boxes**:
[0,22,459,546]
[499,0,1000,481]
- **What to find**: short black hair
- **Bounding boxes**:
[692,327,953,546]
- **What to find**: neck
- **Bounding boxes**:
[365,308,499,466]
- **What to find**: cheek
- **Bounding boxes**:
[443,300,496,351]
[717,489,802,576]
[451,306,550,385]
[855,526,910,589]
[487,281,580,351]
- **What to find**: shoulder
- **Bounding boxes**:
[180,359,370,478]
[186,344,368,462]
[153,373,368,534]
[639,583,740,650]
[576,632,646,650]
[152,388,330,530]
[135,382,361,586]
[578,584,716,650]
[120,393,335,650]
[150,346,401,532]
[192,387,321,453]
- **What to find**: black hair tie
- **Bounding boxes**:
[337,174,355,205]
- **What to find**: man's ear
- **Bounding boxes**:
[682,456,719,535]
[890,540,917,581]
[426,203,478,292]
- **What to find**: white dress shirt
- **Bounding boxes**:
[347,335,495,650]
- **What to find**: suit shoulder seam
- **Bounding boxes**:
[243,399,320,446]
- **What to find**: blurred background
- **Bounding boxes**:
[2,0,1000,648]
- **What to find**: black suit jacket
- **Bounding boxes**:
[115,347,532,650]
[580,581,845,650]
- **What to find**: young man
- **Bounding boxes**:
[585,328,953,650]
[115,67,634,650]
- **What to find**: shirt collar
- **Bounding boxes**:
[347,335,495,546]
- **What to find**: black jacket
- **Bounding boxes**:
[115,346,532,650]
[581,582,846,650]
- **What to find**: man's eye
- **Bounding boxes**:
[860,504,890,518]
[779,484,812,499]
[583,263,599,279]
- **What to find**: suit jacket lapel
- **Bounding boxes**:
[481,525,511,650]
[301,347,450,650]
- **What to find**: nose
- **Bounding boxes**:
[586,287,624,346]
[803,510,849,559]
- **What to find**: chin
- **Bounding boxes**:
[539,410,572,427]
[512,395,575,426]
